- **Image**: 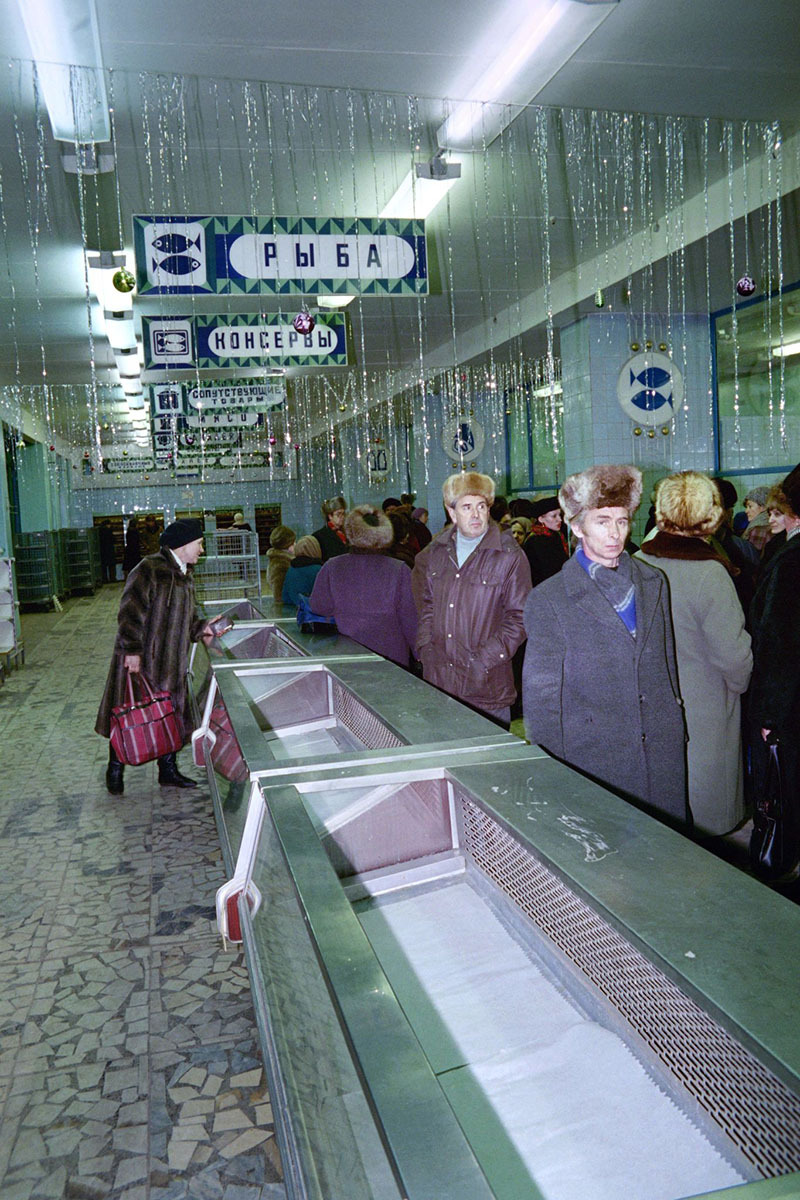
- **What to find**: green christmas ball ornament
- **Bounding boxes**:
[112,267,136,294]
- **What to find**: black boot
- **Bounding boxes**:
[158,752,198,789]
[106,746,124,795]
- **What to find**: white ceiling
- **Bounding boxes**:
[0,0,798,452]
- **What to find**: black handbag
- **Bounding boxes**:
[749,735,799,882]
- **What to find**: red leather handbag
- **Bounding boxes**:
[110,671,184,766]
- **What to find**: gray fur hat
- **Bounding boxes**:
[559,464,642,524]
[344,505,394,552]
[744,486,769,507]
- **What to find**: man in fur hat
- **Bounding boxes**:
[522,464,689,827]
[411,472,531,725]
[96,518,224,795]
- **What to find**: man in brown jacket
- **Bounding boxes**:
[411,472,531,725]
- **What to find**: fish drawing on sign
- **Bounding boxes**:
[452,423,475,454]
[629,365,673,412]
[154,332,190,355]
[152,233,201,256]
[152,255,202,277]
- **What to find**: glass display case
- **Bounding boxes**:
[223,750,800,1200]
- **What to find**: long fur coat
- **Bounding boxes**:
[95,550,206,739]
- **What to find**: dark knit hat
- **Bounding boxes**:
[160,518,203,549]
[531,496,560,520]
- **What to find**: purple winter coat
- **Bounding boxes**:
[309,552,418,666]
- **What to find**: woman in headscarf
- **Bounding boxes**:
[636,472,752,836]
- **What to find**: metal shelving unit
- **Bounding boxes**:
[0,557,23,677]
[194,529,261,604]
[60,527,102,594]
[12,531,66,610]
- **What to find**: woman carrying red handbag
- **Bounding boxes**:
[95,518,225,795]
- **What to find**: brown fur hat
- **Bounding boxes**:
[654,471,724,537]
[320,495,346,518]
[344,505,394,552]
[442,471,495,509]
[559,464,642,524]
[269,524,296,550]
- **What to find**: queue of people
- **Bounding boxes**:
[98,468,800,885]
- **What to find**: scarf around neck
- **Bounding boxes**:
[576,545,637,637]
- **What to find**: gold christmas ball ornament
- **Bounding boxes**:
[661,425,671,435]
[630,342,640,352]
[647,429,656,438]
[658,343,668,352]
[112,267,136,294]
[470,461,477,468]
[645,340,653,350]
[339,404,347,412]
[633,426,643,436]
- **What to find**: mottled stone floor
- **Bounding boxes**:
[0,586,285,1200]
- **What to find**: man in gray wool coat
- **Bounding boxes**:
[522,464,690,828]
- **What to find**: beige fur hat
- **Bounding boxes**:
[655,471,724,537]
[344,505,394,552]
[442,471,495,509]
[559,464,642,524]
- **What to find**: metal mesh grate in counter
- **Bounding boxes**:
[459,796,800,1179]
[332,680,404,751]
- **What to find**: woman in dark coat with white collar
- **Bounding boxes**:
[522,464,689,828]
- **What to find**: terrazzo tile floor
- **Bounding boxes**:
[0,585,286,1200]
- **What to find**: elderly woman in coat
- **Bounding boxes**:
[96,518,222,795]
[636,472,752,836]
[309,505,418,667]
[522,464,689,827]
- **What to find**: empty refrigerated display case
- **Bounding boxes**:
[220,748,800,1200]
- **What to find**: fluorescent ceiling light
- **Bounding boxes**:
[532,381,563,397]
[381,157,462,220]
[318,295,355,309]
[16,0,110,142]
[104,315,137,351]
[87,252,132,312]
[438,0,619,151]
[773,340,800,358]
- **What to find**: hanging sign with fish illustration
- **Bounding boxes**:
[141,313,347,371]
[616,351,683,427]
[133,215,428,296]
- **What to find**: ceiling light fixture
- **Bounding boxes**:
[773,340,800,358]
[437,0,619,152]
[317,295,355,309]
[381,153,462,220]
[16,0,111,143]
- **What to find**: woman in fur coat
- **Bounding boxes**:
[96,519,220,795]
[636,472,752,836]
[522,464,689,828]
